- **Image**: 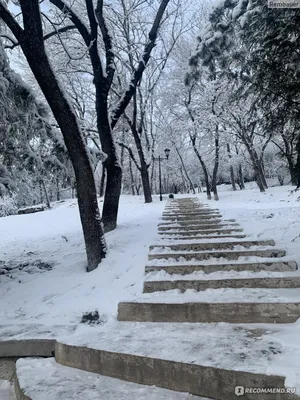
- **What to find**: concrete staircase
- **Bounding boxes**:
[118,197,300,325]
[2,197,300,400]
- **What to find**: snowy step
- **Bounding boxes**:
[148,248,286,261]
[158,220,236,226]
[149,239,275,252]
[145,260,298,275]
[161,215,221,221]
[164,208,211,212]
[118,287,300,323]
[162,211,220,216]
[15,358,201,400]
[118,300,300,324]
[158,223,239,231]
[163,209,219,213]
[160,234,247,240]
[158,228,244,235]
[143,276,300,293]
[162,215,222,220]
[53,322,300,400]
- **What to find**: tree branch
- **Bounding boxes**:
[95,0,115,87]
[4,24,77,49]
[117,142,141,171]
[110,0,170,129]
[0,2,24,43]
[50,0,105,82]
[49,0,91,46]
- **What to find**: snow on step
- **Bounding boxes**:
[0,380,16,400]
[144,268,299,280]
[58,321,284,375]
[143,276,300,293]
[158,228,244,235]
[16,358,200,400]
[162,212,220,217]
[149,239,275,252]
[161,214,222,219]
[148,248,286,261]
[145,259,297,274]
[54,321,300,398]
[161,215,221,221]
[159,219,225,226]
[118,288,300,323]
[124,287,300,304]
[159,234,247,240]
[158,223,239,230]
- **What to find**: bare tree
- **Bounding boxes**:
[46,0,170,230]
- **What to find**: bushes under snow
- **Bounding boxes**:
[0,194,17,217]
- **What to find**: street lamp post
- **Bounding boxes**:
[154,148,170,201]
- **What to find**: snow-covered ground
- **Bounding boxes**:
[216,183,300,266]
[0,195,165,325]
[1,185,300,394]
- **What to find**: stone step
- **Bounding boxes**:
[143,276,300,293]
[158,223,239,230]
[118,300,300,324]
[163,210,220,216]
[145,261,298,274]
[149,239,275,252]
[161,215,221,221]
[160,234,247,240]
[158,219,236,226]
[158,228,244,235]
[162,214,222,219]
[148,248,286,261]
[15,358,200,400]
[164,207,210,212]
[53,326,300,400]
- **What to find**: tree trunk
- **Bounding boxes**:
[95,90,122,232]
[282,134,298,185]
[41,179,51,208]
[244,141,265,192]
[120,128,125,167]
[56,177,60,201]
[211,128,220,201]
[126,101,152,203]
[103,164,122,232]
[99,166,106,198]
[288,160,298,186]
[140,163,152,203]
[238,164,245,190]
[258,160,268,189]
[150,156,155,192]
[15,17,106,271]
[191,139,211,199]
[174,146,196,194]
[129,156,135,195]
[227,144,237,191]
[39,180,43,204]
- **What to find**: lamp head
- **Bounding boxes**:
[164,148,170,159]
